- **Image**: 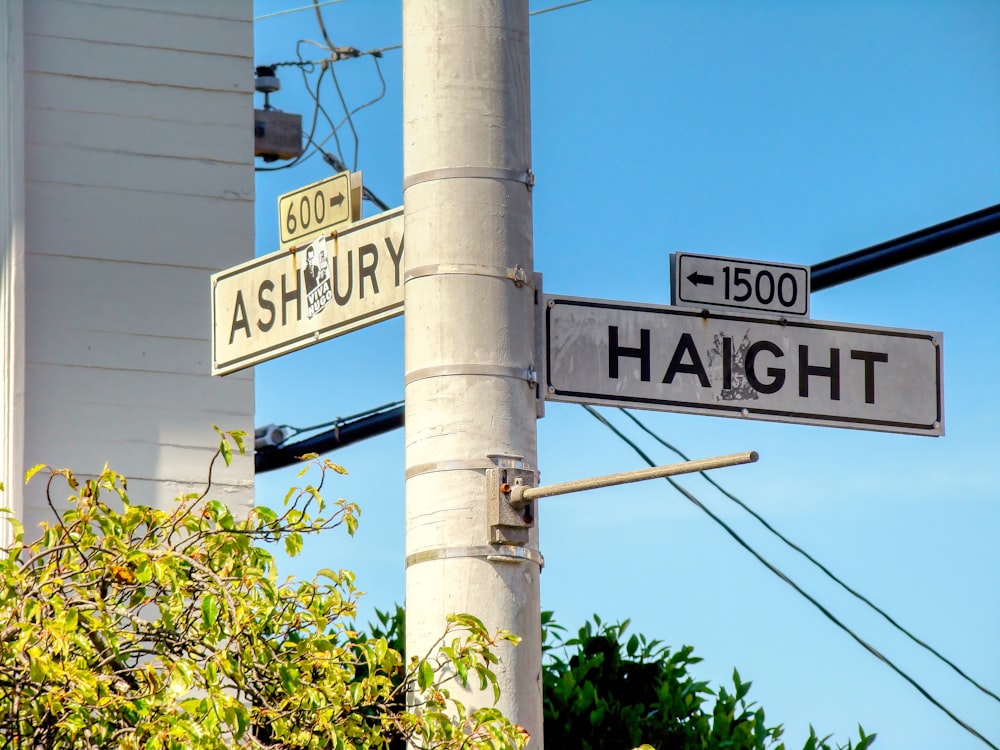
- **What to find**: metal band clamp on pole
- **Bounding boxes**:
[509,450,758,507]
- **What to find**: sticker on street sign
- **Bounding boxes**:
[543,295,943,436]
[279,171,353,248]
[212,208,403,376]
[671,252,810,317]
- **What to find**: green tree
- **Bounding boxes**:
[542,614,875,750]
[366,609,875,750]
[0,429,527,750]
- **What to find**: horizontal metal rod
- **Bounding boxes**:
[810,202,1000,291]
[511,450,758,504]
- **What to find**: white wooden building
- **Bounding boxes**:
[1,0,256,543]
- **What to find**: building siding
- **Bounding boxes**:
[15,0,255,532]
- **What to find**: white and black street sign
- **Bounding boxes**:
[671,252,810,317]
[212,208,403,376]
[543,295,943,436]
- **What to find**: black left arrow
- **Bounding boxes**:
[687,271,715,287]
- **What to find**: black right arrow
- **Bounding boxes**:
[687,271,715,287]
[329,193,345,208]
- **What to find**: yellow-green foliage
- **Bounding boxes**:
[0,429,528,750]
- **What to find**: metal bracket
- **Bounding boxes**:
[533,272,545,418]
[403,166,535,192]
[404,262,535,288]
[486,454,538,546]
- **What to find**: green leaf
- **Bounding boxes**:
[201,595,219,629]
[25,464,47,483]
[230,430,246,456]
[278,664,300,693]
[0,508,23,541]
[284,532,303,557]
[220,439,233,467]
[417,660,434,691]
[28,650,46,682]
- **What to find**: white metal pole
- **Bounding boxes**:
[402,0,542,744]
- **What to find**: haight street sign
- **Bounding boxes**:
[212,208,403,376]
[543,295,944,436]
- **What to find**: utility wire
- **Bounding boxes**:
[257,0,589,22]
[267,400,404,447]
[617,406,1000,707]
[256,0,347,22]
[311,0,365,171]
[583,404,999,750]
[530,0,593,16]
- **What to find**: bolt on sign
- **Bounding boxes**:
[211,208,403,376]
[543,295,943,436]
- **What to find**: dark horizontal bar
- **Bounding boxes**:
[811,203,1000,291]
[254,405,404,473]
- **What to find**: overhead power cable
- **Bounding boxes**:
[256,0,591,22]
[255,0,346,22]
[582,404,999,750]
[616,406,1000,707]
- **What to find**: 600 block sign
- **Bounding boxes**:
[279,171,352,246]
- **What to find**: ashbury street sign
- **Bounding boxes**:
[543,295,944,436]
[212,208,403,376]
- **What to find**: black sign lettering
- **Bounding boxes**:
[280,270,302,326]
[851,349,889,404]
[608,326,650,381]
[229,290,251,343]
[386,236,404,286]
[745,340,785,394]
[332,250,354,305]
[799,346,840,400]
[257,279,275,332]
[359,243,379,298]
[662,332,709,387]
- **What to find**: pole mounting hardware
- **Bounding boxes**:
[486,454,538,546]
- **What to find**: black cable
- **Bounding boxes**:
[583,405,999,750]
[617,407,1000,707]
[311,0,360,171]
[281,400,405,443]
[326,59,360,171]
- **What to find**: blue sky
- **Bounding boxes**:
[250,2,1000,748]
